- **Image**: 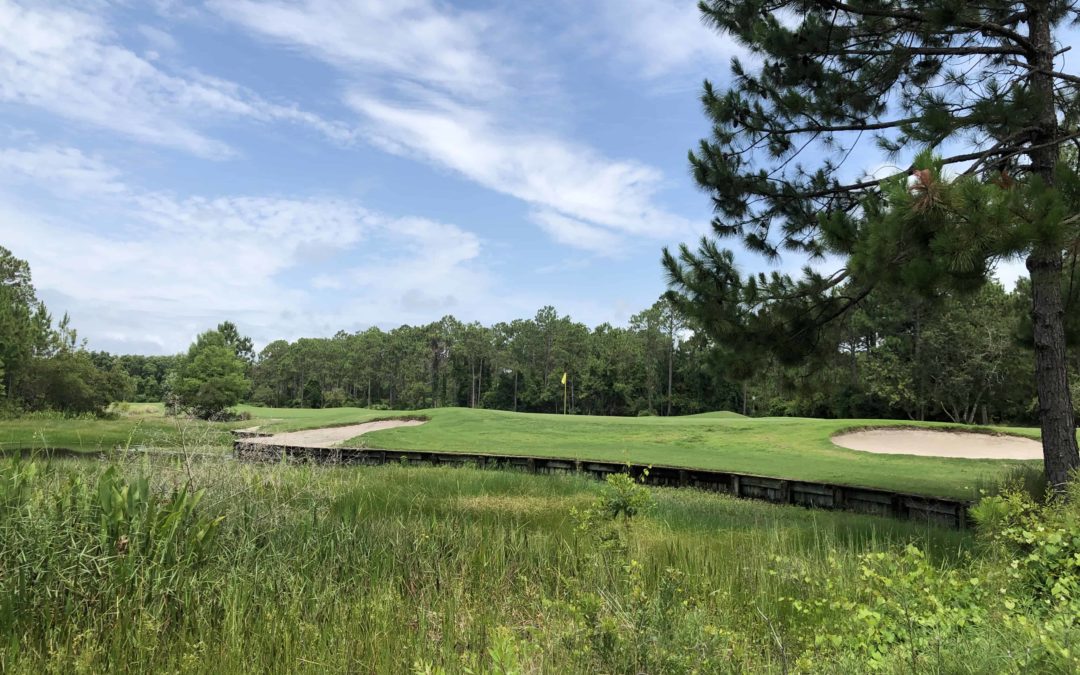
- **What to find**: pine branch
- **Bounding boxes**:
[817,1,1037,53]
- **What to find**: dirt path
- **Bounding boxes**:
[832,428,1041,459]
[244,419,426,448]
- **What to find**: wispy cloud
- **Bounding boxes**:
[0,0,356,158]
[210,0,505,100]
[212,0,694,252]
[530,211,625,257]
[0,143,490,351]
[575,0,746,81]
[351,95,689,240]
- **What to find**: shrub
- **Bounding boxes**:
[173,330,250,419]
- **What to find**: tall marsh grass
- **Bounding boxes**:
[0,451,1074,673]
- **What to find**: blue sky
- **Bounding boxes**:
[0,1,1033,354]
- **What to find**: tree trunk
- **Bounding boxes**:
[1027,8,1080,491]
[914,305,926,422]
[666,342,674,416]
[513,370,518,412]
[1028,247,1080,490]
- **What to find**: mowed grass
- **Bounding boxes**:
[257,406,1038,499]
[0,403,234,453]
[0,455,974,673]
[1,403,1045,498]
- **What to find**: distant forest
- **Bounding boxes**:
[1,245,1061,423]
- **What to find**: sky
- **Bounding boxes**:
[0,0,1035,355]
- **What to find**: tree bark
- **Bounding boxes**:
[1027,7,1080,491]
[1028,246,1080,490]
[666,341,674,416]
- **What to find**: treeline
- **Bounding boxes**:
[743,282,1040,424]
[244,282,1044,424]
[0,243,1054,424]
[1,246,133,415]
[250,302,740,416]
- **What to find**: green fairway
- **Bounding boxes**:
[0,404,1045,498]
[0,405,233,453]
[236,405,1041,499]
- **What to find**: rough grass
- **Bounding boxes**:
[0,453,974,673]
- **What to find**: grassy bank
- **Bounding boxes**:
[0,455,959,673]
[2,454,1074,673]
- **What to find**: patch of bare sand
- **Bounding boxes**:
[245,419,426,448]
[832,428,1041,459]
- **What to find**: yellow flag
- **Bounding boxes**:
[561,372,567,385]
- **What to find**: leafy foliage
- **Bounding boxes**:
[173,330,251,419]
[666,0,1080,485]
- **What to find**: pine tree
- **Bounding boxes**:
[664,1,1080,489]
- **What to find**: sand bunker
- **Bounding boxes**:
[832,428,1041,459]
[244,419,426,449]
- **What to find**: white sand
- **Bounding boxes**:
[244,419,426,448]
[832,428,1042,459]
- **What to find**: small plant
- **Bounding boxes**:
[572,471,655,555]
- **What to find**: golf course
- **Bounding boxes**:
[6,0,1080,670]
[2,404,1045,499]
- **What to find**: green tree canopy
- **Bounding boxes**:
[665,0,1080,489]
[0,246,49,397]
[174,330,251,419]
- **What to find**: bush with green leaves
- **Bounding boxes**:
[778,482,1080,672]
[173,329,250,419]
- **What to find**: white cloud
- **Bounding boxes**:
[993,257,1028,290]
[0,145,129,196]
[212,0,694,253]
[210,0,505,100]
[137,25,180,54]
[530,211,624,256]
[350,95,691,241]
[0,0,356,158]
[0,143,490,352]
[587,0,746,80]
